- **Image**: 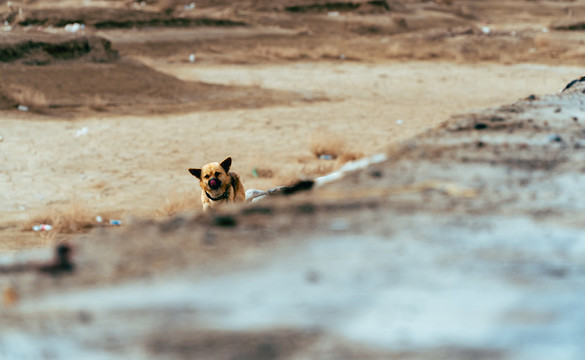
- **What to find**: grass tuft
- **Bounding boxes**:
[309,130,346,159]
[157,191,199,217]
[24,200,96,235]
[0,84,49,111]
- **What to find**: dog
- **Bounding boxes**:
[188,157,245,211]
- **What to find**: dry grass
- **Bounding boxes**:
[253,167,274,178]
[337,151,365,164]
[0,84,49,110]
[309,130,346,159]
[249,44,351,62]
[250,46,306,62]
[157,190,199,217]
[24,200,97,235]
[36,230,58,247]
[90,95,109,111]
[309,130,364,163]
[301,162,337,178]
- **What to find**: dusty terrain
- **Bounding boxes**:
[2,0,585,358]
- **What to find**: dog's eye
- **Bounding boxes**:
[204,175,210,179]
[215,172,221,177]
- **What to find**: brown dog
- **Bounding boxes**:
[188,157,245,211]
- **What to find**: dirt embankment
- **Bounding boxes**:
[1,0,585,114]
[0,31,301,114]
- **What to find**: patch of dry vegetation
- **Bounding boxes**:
[309,130,363,163]
[21,200,126,246]
[157,191,199,217]
[309,130,346,159]
[24,200,96,235]
[0,84,49,111]
[89,95,109,112]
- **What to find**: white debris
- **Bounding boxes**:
[319,155,334,160]
[96,216,103,223]
[76,126,89,137]
[481,26,491,35]
[246,189,268,202]
[32,224,53,232]
[315,171,344,186]
[0,135,3,142]
[251,195,268,203]
[184,2,196,10]
[328,11,340,17]
[315,153,388,187]
[64,23,85,33]
[396,119,404,125]
[542,27,549,33]
[189,53,196,63]
[340,54,346,60]
[17,105,29,112]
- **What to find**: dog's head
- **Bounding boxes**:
[189,157,232,194]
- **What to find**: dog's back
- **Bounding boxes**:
[230,172,246,203]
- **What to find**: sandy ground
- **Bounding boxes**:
[2,61,583,251]
[3,0,585,358]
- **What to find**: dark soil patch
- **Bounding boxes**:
[284,1,386,13]
[552,20,585,31]
[147,329,318,360]
[0,34,118,64]
[0,59,303,114]
[17,7,246,29]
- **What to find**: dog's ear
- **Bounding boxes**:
[220,157,232,173]
[189,168,202,179]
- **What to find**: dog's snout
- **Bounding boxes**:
[208,178,221,190]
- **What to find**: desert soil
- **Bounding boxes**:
[2,61,582,251]
[2,0,585,358]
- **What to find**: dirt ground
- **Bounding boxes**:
[2,0,585,358]
[2,0,585,251]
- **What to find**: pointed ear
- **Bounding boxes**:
[220,157,232,172]
[189,168,202,179]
